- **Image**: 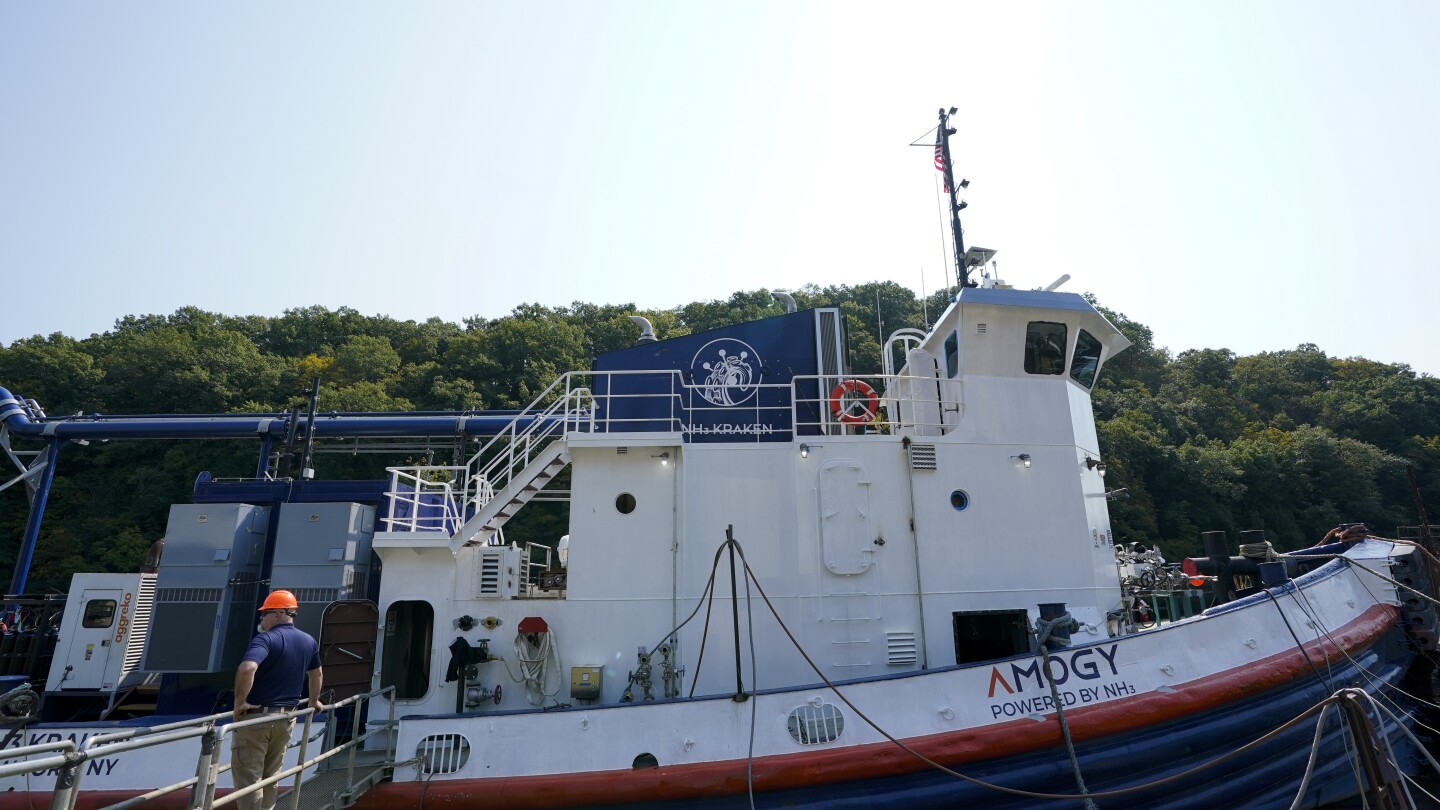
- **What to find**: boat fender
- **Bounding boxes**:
[830,380,879,424]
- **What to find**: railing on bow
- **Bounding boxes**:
[0,687,397,810]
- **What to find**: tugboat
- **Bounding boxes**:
[0,108,1434,808]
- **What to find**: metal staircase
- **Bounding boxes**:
[375,374,591,553]
[454,440,571,547]
[439,375,590,553]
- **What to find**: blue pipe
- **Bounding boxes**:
[2,384,574,596]
[0,386,556,440]
[8,439,59,595]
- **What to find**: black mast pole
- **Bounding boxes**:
[938,107,970,289]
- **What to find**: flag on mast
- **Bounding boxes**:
[934,129,951,193]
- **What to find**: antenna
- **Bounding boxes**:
[920,266,929,329]
[875,290,883,343]
[936,107,973,289]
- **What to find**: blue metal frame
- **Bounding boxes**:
[7,439,58,595]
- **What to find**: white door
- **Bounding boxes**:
[817,459,879,670]
[61,589,122,689]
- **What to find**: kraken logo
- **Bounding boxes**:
[691,339,763,407]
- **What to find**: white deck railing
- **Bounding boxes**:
[0,687,396,810]
[380,370,959,536]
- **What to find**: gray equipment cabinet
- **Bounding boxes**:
[141,504,270,673]
[269,503,376,641]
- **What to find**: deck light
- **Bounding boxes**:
[799,443,810,458]
[1012,453,1031,468]
[653,452,670,466]
[1085,457,1107,476]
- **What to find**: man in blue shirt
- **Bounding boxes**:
[232,589,323,810]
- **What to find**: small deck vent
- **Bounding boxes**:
[478,551,503,596]
[908,444,937,471]
[417,733,471,774]
[976,323,987,334]
[886,631,918,665]
[617,447,629,455]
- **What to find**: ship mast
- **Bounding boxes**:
[936,107,974,289]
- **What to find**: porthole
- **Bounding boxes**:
[616,493,637,514]
[950,490,970,511]
[787,703,844,745]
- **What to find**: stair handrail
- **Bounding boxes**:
[463,377,593,517]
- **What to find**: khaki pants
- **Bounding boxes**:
[231,716,295,810]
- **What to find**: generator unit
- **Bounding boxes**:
[44,572,156,698]
[269,502,376,640]
[141,503,269,673]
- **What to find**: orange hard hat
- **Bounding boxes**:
[259,590,299,612]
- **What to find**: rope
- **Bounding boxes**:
[1286,703,1333,810]
[1033,614,1097,810]
[1240,540,1279,561]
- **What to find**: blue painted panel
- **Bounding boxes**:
[593,310,829,442]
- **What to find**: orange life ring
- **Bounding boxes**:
[830,379,879,424]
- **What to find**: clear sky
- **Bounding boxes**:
[2,2,1437,375]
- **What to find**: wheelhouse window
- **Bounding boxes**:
[1070,329,1103,388]
[381,600,434,700]
[1023,322,1067,375]
[944,331,959,378]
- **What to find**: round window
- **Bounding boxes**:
[616,493,637,514]
[950,490,969,511]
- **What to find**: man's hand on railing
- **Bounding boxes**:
[308,697,325,714]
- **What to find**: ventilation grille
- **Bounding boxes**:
[478,551,504,596]
[121,574,157,677]
[230,576,261,605]
[887,631,918,665]
[787,703,845,745]
[908,444,937,471]
[293,587,340,603]
[818,310,841,377]
[417,733,471,774]
[616,447,629,455]
[157,587,223,603]
[976,323,987,334]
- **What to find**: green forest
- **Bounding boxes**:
[2,283,1437,592]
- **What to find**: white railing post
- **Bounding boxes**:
[46,752,83,810]
[345,695,363,795]
[285,710,315,810]
[190,724,222,810]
